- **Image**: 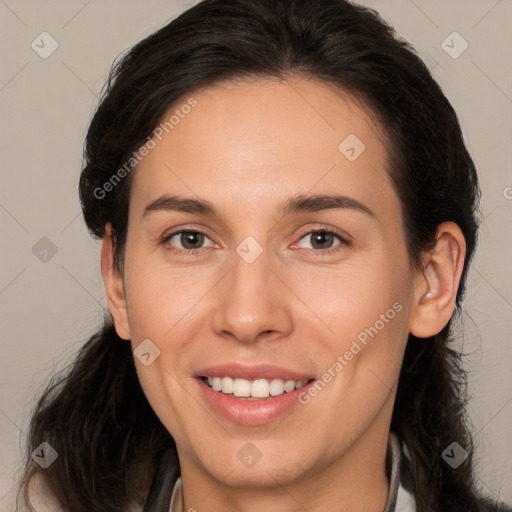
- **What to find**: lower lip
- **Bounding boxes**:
[195,378,316,426]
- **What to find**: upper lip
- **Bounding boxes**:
[196,363,315,381]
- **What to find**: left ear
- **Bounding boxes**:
[409,221,466,338]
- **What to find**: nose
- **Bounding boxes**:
[212,245,294,345]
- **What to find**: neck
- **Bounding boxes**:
[178,413,392,512]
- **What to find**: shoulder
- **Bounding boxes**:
[476,497,512,512]
[19,474,147,512]
[17,473,66,512]
[395,433,512,512]
[440,497,512,512]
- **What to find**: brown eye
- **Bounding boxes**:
[293,228,350,256]
[162,230,214,252]
[179,231,206,250]
[307,231,337,250]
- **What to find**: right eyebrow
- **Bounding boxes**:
[143,194,216,218]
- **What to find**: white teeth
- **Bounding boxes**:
[295,380,307,389]
[284,380,296,392]
[233,378,251,397]
[212,377,222,391]
[251,379,270,398]
[204,376,310,398]
[269,378,284,396]
[221,376,234,394]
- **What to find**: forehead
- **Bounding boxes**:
[130,76,398,224]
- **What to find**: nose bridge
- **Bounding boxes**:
[212,236,293,343]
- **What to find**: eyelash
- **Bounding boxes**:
[160,226,351,256]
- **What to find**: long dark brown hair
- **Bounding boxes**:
[17,0,511,511]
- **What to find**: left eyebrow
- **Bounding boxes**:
[142,192,375,219]
[280,192,375,218]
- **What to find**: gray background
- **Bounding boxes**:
[1,0,511,509]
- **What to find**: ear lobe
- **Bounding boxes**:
[101,223,131,340]
[409,222,466,338]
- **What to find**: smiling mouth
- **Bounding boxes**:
[201,376,313,400]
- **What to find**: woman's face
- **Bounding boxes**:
[112,77,421,489]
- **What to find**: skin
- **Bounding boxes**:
[102,76,466,511]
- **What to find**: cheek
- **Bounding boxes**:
[299,254,408,346]
[296,248,411,406]
[123,254,209,342]
[293,272,409,450]
[124,258,201,440]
